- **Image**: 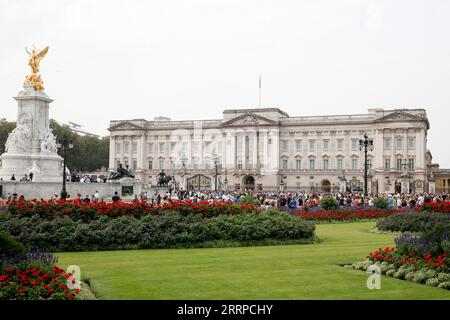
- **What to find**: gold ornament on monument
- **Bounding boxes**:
[24,45,49,91]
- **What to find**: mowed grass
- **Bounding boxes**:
[57,222,450,299]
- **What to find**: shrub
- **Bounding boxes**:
[319,197,339,211]
[239,195,261,206]
[377,212,450,233]
[0,212,315,252]
[442,241,450,255]
[373,198,389,209]
[0,232,26,257]
[426,277,440,287]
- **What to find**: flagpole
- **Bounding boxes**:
[259,74,261,108]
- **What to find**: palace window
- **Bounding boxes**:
[182,142,188,154]
[281,141,288,153]
[148,160,153,170]
[309,140,316,152]
[337,139,343,151]
[123,142,129,153]
[132,159,137,169]
[408,137,415,149]
[170,142,176,152]
[384,158,390,171]
[282,159,288,171]
[323,139,329,151]
[296,159,301,171]
[132,142,137,154]
[159,159,165,170]
[193,158,199,170]
[351,159,358,170]
[323,159,329,171]
[309,159,315,170]
[159,143,165,153]
[115,143,121,154]
[367,159,373,170]
[295,140,302,152]
[194,142,200,154]
[337,158,343,171]
[408,158,415,171]
[396,137,403,149]
[147,143,154,153]
[396,158,403,171]
[205,141,212,154]
[351,139,358,151]
[384,138,391,150]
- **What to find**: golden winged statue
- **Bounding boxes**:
[24,46,49,91]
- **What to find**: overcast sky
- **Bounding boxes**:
[1,0,449,166]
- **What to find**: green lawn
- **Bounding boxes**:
[57,221,450,299]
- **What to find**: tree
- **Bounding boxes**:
[0,119,16,154]
[49,119,109,172]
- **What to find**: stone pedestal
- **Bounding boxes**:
[0,84,63,182]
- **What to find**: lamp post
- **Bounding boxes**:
[212,152,220,191]
[224,169,228,191]
[358,132,374,196]
[180,153,188,190]
[56,135,73,200]
[400,159,409,193]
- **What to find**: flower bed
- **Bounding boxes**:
[349,210,450,290]
[416,202,450,213]
[349,247,450,290]
[0,264,80,300]
[295,208,407,222]
[4,199,259,222]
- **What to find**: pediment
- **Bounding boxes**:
[221,113,278,127]
[109,121,143,131]
[375,111,422,122]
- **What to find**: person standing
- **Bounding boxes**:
[112,191,121,202]
[10,174,16,181]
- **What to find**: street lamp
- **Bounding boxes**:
[223,169,228,191]
[179,153,188,190]
[212,152,221,191]
[358,132,374,196]
[56,135,74,199]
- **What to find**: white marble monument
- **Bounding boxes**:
[0,46,63,182]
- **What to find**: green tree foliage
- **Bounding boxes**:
[0,119,109,172]
[0,119,16,154]
[373,197,389,209]
[319,196,340,210]
[49,119,109,172]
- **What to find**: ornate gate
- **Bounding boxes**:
[187,174,211,191]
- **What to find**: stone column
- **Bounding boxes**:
[374,129,383,170]
[109,136,116,169]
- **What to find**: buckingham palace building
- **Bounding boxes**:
[108,107,432,194]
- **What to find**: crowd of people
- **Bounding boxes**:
[154,189,449,210]
[2,187,449,211]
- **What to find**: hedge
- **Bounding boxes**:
[0,210,316,252]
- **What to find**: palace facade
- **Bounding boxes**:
[108,107,432,193]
